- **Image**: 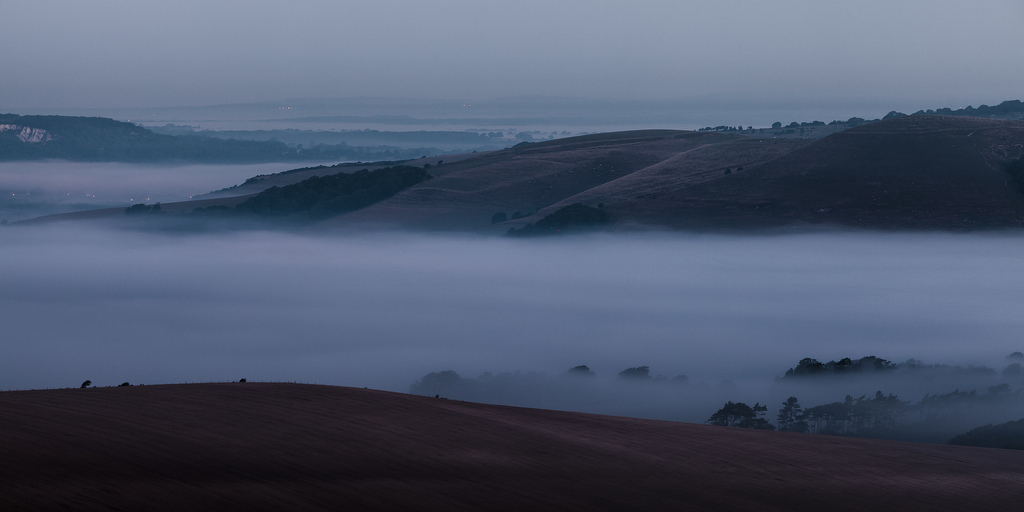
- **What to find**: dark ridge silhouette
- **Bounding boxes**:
[1,383,1023,511]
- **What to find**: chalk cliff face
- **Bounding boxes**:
[0,124,53,143]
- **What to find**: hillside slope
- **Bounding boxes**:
[18,116,1024,231]
[325,116,1024,231]
[1,383,1023,511]
[617,115,1024,230]
[331,130,809,230]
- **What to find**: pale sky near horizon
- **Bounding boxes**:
[1,0,1022,110]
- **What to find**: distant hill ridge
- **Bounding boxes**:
[0,114,300,162]
[3,99,1022,163]
[13,107,1024,232]
[0,114,406,163]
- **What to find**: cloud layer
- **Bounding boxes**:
[3,227,1022,399]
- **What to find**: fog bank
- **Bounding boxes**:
[0,161,302,222]
[2,227,1024,430]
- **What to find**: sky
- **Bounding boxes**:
[2,0,1022,111]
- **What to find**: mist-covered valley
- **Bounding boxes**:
[0,161,316,222]
[4,222,1024,441]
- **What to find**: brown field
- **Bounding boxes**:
[2,382,1022,511]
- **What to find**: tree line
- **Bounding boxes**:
[708,384,1023,445]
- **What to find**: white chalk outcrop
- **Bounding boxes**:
[0,124,53,143]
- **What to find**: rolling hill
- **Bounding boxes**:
[19,115,1024,232]
[328,115,1024,231]
[1,383,1022,511]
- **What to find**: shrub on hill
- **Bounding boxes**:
[505,203,609,237]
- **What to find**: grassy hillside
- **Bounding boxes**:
[327,117,1024,232]
[330,130,806,230]
[2,383,1023,511]
[619,115,1024,230]
[19,116,1024,232]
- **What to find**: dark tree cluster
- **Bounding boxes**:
[566,365,595,377]
[726,98,1021,139]
[124,203,162,215]
[949,419,1024,450]
[828,117,866,126]
[706,401,774,430]
[697,125,748,133]
[797,391,909,436]
[1003,157,1024,195]
[505,203,609,237]
[618,366,651,380]
[409,364,688,398]
[910,99,1024,118]
[779,355,1008,382]
[223,165,429,221]
[715,383,1024,443]
[783,356,896,377]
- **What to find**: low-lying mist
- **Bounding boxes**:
[0,161,304,222]
[2,225,1024,439]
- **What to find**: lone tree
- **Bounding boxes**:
[80,380,92,388]
[777,396,808,433]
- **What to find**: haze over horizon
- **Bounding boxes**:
[2,0,1022,117]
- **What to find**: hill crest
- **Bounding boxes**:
[2,382,1023,511]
